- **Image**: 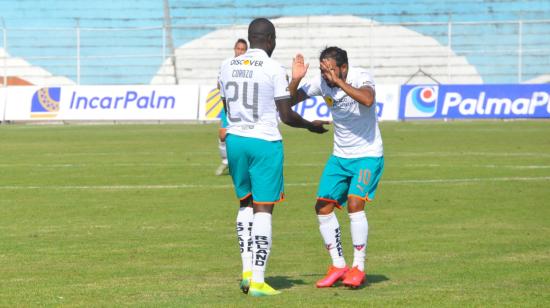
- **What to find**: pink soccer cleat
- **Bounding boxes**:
[316,265,349,288]
[342,266,366,288]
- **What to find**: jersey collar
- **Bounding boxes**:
[245,48,269,57]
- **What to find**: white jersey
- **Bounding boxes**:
[301,66,384,158]
[218,48,290,141]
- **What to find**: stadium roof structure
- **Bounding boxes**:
[151,15,483,85]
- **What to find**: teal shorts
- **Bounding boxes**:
[317,155,384,206]
[226,134,284,204]
[220,108,228,128]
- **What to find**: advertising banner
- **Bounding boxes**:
[198,85,223,121]
[199,84,400,122]
[400,84,550,120]
[291,84,400,121]
[0,88,5,122]
[3,85,200,121]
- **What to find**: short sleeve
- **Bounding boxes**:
[218,60,227,99]
[217,65,225,99]
[299,75,323,97]
[273,65,291,101]
[357,71,375,91]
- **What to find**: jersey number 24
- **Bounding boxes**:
[224,81,259,122]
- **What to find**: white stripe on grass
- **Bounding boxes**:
[15,151,550,158]
[0,162,326,168]
[1,176,549,190]
[389,151,550,158]
[1,162,549,169]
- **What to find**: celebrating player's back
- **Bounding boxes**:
[219,46,288,141]
[218,17,328,297]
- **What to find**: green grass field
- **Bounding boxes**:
[1,121,549,307]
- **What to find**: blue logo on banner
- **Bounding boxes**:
[292,96,331,118]
[400,84,550,119]
[31,87,61,118]
[292,96,386,119]
[376,102,384,118]
[403,85,438,118]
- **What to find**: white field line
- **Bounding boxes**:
[476,165,550,169]
[1,163,549,169]
[401,164,550,169]
[16,151,550,158]
[0,162,325,168]
[389,152,550,158]
[41,151,180,157]
[1,176,550,190]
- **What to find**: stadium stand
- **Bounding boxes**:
[0,48,75,85]
[0,1,165,85]
[0,0,549,85]
[152,15,484,85]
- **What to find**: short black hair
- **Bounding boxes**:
[235,38,248,48]
[248,18,275,44]
[320,46,348,67]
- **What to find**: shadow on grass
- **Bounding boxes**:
[298,272,389,290]
[265,276,307,290]
[262,273,389,290]
[367,274,390,284]
[330,274,389,290]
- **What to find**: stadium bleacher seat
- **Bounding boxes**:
[0,0,548,85]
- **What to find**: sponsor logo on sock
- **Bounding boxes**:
[236,222,245,253]
[325,243,332,250]
[254,235,269,266]
[247,222,253,252]
[354,244,366,251]
[237,222,254,253]
[335,227,344,257]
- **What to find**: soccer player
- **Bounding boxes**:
[218,18,329,296]
[233,38,248,57]
[216,38,249,176]
[289,47,384,288]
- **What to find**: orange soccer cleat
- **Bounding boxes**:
[342,266,366,288]
[316,265,349,288]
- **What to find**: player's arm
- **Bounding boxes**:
[289,83,309,107]
[289,53,311,106]
[274,61,327,133]
[339,82,375,107]
[321,59,375,107]
[275,98,328,134]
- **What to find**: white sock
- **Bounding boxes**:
[318,212,346,268]
[349,211,368,272]
[219,140,228,165]
[236,207,254,273]
[251,212,272,283]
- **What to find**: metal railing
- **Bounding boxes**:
[1,18,549,86]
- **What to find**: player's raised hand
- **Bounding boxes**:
[320,59,341,86]
[308,120,331,134]
[292,53,309,80]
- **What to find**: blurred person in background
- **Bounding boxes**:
[216,38,249,176]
